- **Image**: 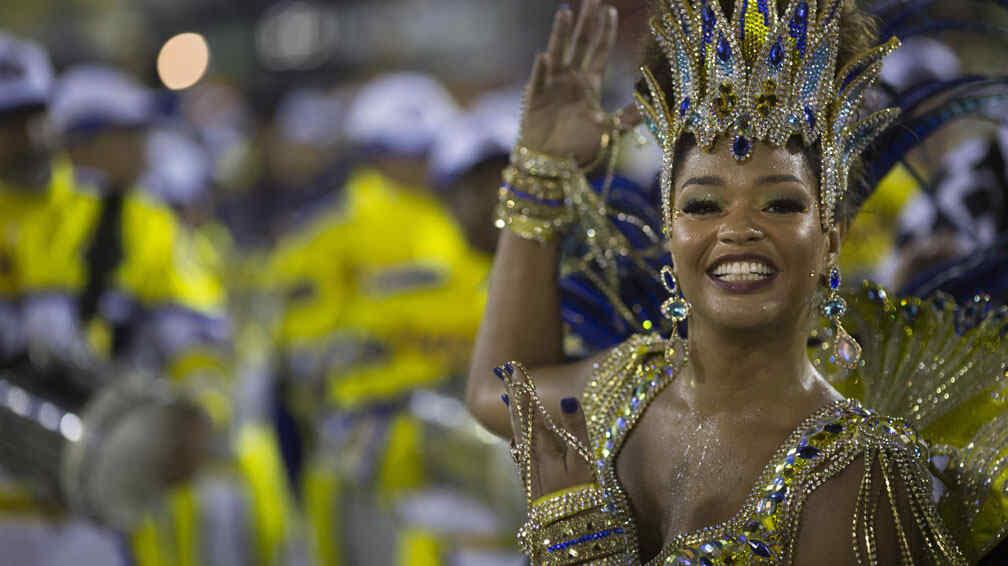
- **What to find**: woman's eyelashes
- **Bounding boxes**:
[681,198,722,215]
[679,196,807,216]
[763,197,808,214]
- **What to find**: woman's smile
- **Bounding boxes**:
[706,253,779,293]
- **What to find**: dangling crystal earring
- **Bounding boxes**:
[660,265,690,362]
[822,266,861,369]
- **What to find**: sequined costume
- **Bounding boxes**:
[578,322,1003,564]
[494,0,1008,562]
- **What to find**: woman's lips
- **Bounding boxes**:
[706,270,778,293]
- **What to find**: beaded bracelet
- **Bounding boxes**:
[510,144,579,179]
[502,166,566,204]
[496,145,582,243]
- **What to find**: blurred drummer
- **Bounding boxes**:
[0,32,128,566]
[269,71,493,566]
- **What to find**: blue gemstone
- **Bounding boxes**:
[785,454,795,465]
[823,298,847,318]
[744,519,762,533]
[748,539,772,557]
[630,397,640,411]
[503,361,514,374]
[616,416,627,430]
[829,268,841,290]
[702,4,715,24]
[493,367,506,381]
[769,488,786,501]
[732,135,751,158]
[501,394,509,406]
[798,445,820,459]
[804,105,817,130]
[669,302,689,320]
[662,268,677,291]
[679,97,691,117]
[769,40,784,65]
[795,1,808,20]
[823,422,843,434]
[699,541,720,555]
[717,35,731,62]
[699,558,713,566]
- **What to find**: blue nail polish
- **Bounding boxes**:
[561,397,579,414]
[493,367,506,381]
[501,394,510,406]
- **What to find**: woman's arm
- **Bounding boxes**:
[465,0,622,437]
[467,232,565,436]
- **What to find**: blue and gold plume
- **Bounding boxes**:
[635,0,901,232]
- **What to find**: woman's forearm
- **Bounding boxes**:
[466,229,564,436]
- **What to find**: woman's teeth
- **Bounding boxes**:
[710,261,775,282]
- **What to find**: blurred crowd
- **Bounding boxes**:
[0,1,1006,566]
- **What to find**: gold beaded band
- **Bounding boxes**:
[510,145,579,179]
[528,483,605,527]
[495,146,583,243]
[502,166,567,202]
[518,484,625,565]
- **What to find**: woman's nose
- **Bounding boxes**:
[716,209,765,245]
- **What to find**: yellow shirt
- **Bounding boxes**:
[270,168,489,408]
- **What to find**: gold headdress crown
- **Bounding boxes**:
[635,0,901,232]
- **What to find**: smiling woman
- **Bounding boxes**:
[465,0,1008,564]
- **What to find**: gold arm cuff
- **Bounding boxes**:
[518,485,627,565]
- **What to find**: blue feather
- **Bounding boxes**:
[865,93,1008,190]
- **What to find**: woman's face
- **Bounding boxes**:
[668,138,838,332]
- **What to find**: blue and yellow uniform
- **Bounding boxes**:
[270,166,489,566]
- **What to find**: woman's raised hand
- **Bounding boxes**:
[503,363,594,500]
[520,0,638,166]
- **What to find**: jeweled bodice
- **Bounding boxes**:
[581,333,966,565]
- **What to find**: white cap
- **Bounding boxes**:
[275,88,344,147]
[141,128,211,206]
[0,32,54,113]
[344,72,460,156]
[50,65,156,137]
[429,87,521,188]
[881,37,960,91]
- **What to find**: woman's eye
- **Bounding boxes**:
[764,198,807,214]
[681,200,722,215]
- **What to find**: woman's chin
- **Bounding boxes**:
[694,295,792,332]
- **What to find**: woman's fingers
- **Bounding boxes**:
[545,5,572,73]
[527,53,548,98]
[579,4,608,72]
[586,5,618,77]
[566,0,601,68]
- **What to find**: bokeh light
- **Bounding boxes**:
[157,32,210,90]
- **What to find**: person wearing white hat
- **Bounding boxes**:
[270,72,495,566]
[0,32,54,192]
[51,65,156,202]
[0,34,132,566]
[0,32,58,363]
[429,88,521,256]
